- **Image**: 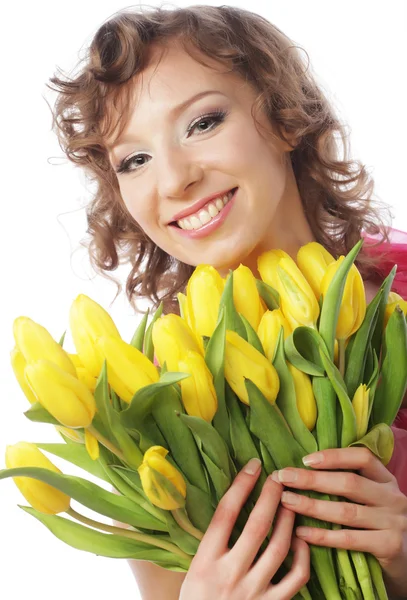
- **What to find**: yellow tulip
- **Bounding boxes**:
[233,264,265,330]
[68,353,98,392]
[287,363,317,431]
[297,242,335,299]
[186,265,225,337]
[137,446,186,510]
[69,294,122,378]
[351,384,369,439]
[84,429,100,460]
[152,314,203,372]
[384,292,407,328]
[257,309,291,362]
[225,331,280,405]
[25,359,96,428]
[10,347,38,404]
[277,256,320,328]
[177,293,194,330]
[5,442,71,514]
[178,351,218,422]
[13,317,76,377]
[257,249,291,292]
[95,335,159,403]
[321,258,366,340]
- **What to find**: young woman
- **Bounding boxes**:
[48,6,407,598]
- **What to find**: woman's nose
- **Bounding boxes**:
[155,145,203,199]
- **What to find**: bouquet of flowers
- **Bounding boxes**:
[2,238,407,600]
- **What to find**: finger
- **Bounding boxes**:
[271,466,392,506]
[229,474,283,572]
[197,457,263,558]
[295,526,398,559]
[264,536,310,600]
[245,505,294,589]
[301,447,396,484]
[280,492,396,529]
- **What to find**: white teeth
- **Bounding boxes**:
[208,204,219,218]
[176,189,235,230]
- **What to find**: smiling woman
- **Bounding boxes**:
[43,4,407,600]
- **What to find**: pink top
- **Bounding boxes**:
[363,227,407,494]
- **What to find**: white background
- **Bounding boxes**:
[1,1,406,598]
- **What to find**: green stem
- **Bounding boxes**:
[87,425,127,463]
[366,554,388,600]
[172,507,204,540]
[339,338,346,378]
[67,507,191,562]
[351,550,376,600]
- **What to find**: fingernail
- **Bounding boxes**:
[281,491,300,505]
[302,452,324,466]
[243,457,262,475]
[277,469,297,482]
[296,527,311,538]
[270,471,280,482]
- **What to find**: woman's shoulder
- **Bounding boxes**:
[362,227,407,299]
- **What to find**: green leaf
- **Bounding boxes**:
[319,239,364,359]
[24,402,60,426]
[219,272,247,339]
[256,279,280,310]
[198,448,231,503]
[20,506,190,570]
[164,510,200,555]
[349,423,394,466]
[205,307,231,452]
[130,310,149,351]
[240,314,265,355]
[0,467,167,531]
[319,347,357,448]
[58,330,67,347]
[35,441,111,483]
[144,302,163,362]
[120,371,190,428]
[371,306,407,427]
[284,327,326,376]
[371,265,397,361]
[152,386,209,494]
[184,480,215,532]
[344,286,383,399]
[312,377,338,450]
[178,414,232,480]
[247,379,305,469]
[273,328,318,455]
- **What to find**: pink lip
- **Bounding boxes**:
[168,188,237,239]
[170,187,237,223]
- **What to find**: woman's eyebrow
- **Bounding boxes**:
[108,89,227,150]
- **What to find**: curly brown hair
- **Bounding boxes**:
[47,4,392,314]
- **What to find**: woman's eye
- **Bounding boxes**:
[116,109,228,174]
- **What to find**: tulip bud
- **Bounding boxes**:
[178,351,218,422]
[384,292,407,328]
[84,429,100,460]
[137,446,186,510]
[95,335,159,403]
[152,314,203,372]
[257,249,291,292]
[5,442,71,514]
[186,265,225,337]
[177,293,194,330]
[321,258,366,340]
[225,331,280,405]
[13,317,76,377]
[277,257,320,328]
[297,242,335,299]
[69,294,122,378]
[67,353,97,392]
[25,359,96,428]
[257,309,291,362]
[351,383,369,439]
[233,264,265,330]
[287,363,317,431]
[10,347,38,404]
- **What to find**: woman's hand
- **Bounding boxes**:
[274,447,407,596]
[179,457,310,600]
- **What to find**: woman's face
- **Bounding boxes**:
[108,43,312,273]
